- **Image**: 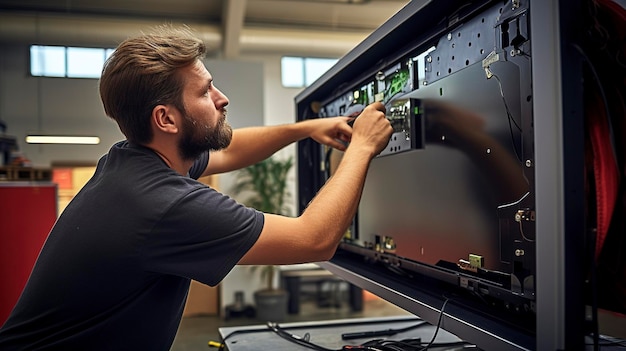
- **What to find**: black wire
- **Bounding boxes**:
[218,326,273,350]
[490,71,523,164]
[353,338,472,351]
[268,322,337,351]
[419,297,451,351]
[219,317,424,350]
[264,310,475,351]
[341,321,429,340]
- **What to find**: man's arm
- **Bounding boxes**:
[238,102,393,265]
[203,116,353,175]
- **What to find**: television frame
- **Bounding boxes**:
[295,0,607,350]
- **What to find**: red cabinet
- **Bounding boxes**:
[0,182,57,325]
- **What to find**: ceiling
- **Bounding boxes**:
[0,0,414,58]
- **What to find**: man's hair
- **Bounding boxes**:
[99,25,207,144]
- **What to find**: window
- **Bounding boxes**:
[281,56,338,88]
[30,45,114,78]
[30,46,65,77]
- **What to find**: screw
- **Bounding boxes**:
[525,159,532,167]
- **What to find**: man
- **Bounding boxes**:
[0,26,392,350]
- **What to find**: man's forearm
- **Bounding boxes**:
[235,102,391,265]
[214,120,317,173]
[298,144,376,257]
[234,121,314,157]
[208,117,352,174]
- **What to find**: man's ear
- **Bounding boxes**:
[152,104,179,134]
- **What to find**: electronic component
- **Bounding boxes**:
[379,98,423,157]
[319,58,422,158]
[458,254,484,273]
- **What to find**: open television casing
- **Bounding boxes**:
[296,0,625,350]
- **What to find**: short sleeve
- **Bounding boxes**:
[139,186,264,286]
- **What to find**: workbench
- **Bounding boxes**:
[218,315,472,350]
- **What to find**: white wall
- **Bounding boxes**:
[218,53,312,313]
[0,45,266,168]
[0,45,305,205]
[245,53,306,216]
[0,43,124,167]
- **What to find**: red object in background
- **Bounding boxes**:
[52,168,73,190]
[0,183,57,326]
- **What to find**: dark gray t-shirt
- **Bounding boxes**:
[0,141,264,350]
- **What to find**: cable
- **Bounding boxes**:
[419,297,451,351]
[218,325,280,350]
[518,220,535,242]
[218,317,423,350]
[489,71,523,164]
[263,312,474,351]
[341,321,429,340]
[267,322,337,351]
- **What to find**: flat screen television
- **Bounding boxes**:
[295,0,626,350]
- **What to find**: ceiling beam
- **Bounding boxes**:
[221,0,247,58]
[0,11,365,57]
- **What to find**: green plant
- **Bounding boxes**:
[232,156,294,291]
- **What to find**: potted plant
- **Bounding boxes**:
[232,155,293,321]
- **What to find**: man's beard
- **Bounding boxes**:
[179,110,233,161]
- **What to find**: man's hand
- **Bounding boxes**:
[349,102,393,158]
[239,102,393,265]
[309,116,354,151]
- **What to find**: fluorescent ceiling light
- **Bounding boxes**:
[25,135,101,145]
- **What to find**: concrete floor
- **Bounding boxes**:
[170,293,412,351]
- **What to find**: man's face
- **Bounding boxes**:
[178,60,233,161]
